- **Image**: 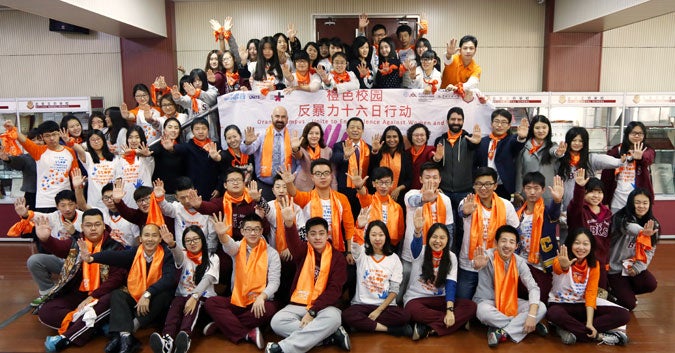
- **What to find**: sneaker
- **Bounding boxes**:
[412,323,430,341]
[487,327,499,347]
[31,295,47,307]
[247,327,265,350]
[331,326,351,351]
[173,331,191,353]
[597,331,629,346]
[44,335,65,352]
[535,322,549,337]
[149,332,173,353]
[557,327,577,345]
[265,342,283,353]
[202,321,218,336]
[597,288,609,300]
[387,324,413,337]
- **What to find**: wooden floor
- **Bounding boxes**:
[1,242,673,353]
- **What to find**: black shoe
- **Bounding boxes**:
[265,342,283,353]
[331,326,351,351]
[173,331,191,353]
[118,334,141,353]
[412,323,430,341]
[387,324,414,337]
[104,333,121,353]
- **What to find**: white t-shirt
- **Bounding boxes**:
[160,200,216,253]
[84,153,118,210]
[103,210,139,248]
[175,252,220,298]
[265,200,306,250]
[403,247,458,306]
[352,243,403,306]
[115,155,154,208]
[401,189,454,262]
[134,109,163,145]
[34,210,83,239]
[34,148,77,208]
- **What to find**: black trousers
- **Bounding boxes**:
[108,288,173,333]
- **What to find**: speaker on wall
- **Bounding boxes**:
[49,19,90,34]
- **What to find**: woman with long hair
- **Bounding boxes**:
[370,125,412,203]
[151,117,186,198]
[104,107,129,154]
[251,36,286,95]
[349,36,374,89]
[405,123,435,190]
[291,122,334,191]
[116,126,155,208]
[70,130,117,209]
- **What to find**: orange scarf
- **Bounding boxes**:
[295,71,310,85]
[369,194,401,245]
[569,151,580,167]
[226,71,240,86]
[260,126,291,177]
[188,89,202,113]
[571,259,588,284]
[331,71,351,83]
[222,190,253,237]
[229,147,249,167]
[307,145,321,161]
[290,242,332,308]
[127,245,164,302]
[308,190,345,252]
[0,126,21,156]
[423,78,439,94]
[469,194,506,260]
[192,137,212,151]
[378,62,399,75]
[633,230,653,263]
[122,150,136,165]
[274,201,288,252]
[380,152,402,187]
[409,146,425,163]
[150,84,171,106]
[487,133,507,160]
[615,160,636,176]
[422,193,447,244]
[231,240,268,307]
[418,19,428,36]
[529,139,543,155]
[7,210,34,237]
[79,239,102,293]
[517,199,544,265]
[493,251,519,316]
[446,131,462,147]
[186,250,202,265]
[346,139,370,188]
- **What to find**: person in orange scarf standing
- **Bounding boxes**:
[318,52,360,93]
[515,172,564,305]
[399,163,454,303]
[291,122,335,192]
[547,229,630,345]
[282,51,321,93]
[474,109,529,200]
[473,225,547,347]
[441,35,481,96]
[368,126,412,206]
[268,196,350,353]
[204,212,281,350]
[79,204,176,353]
[608,188,660,311]
[240,105,296,201]
[38,209,126,352]
[457,167,520,300]
[331,117,375,219]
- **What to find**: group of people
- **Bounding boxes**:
[0,12,660,353]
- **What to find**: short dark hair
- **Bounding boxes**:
[55,190,76,204]
[310,158,332,173]
[292,50,310,63]
[133,186,153,201]
[241,213,264,227]
[346,117,364,129]
[224,168,246,181]
[101,183,114,195]
[82,208,104,222]
[364,220,394,256]
[407,123,430,144]
[491,109,512,123]
[495,225,518,242]
[332,52,348,62]
[191,117,209,130]
[419,162,441,176]
[175,177,194,192]
[38,121,60,135]
[447,107,464,122]
[371,167,393,181]
[585,177,604,193]
[459,35,478,48]
[396,24,412,36]
[305,216,329,232]
[163,117,181,130]
[372,24,387,35]
[522,171,546,188]
[474,167,498,183]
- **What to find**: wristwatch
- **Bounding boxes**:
[447,307,455,312]
[143,291,151,299]
[307,309,317,318]
[192,293,200,300]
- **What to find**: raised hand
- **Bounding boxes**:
[557,244,576,269]
[77,238,91,261]
[517,118,529,139]
[62,219,75,237]
[358,13,369,30]
[34,216,51,242]
[14,196,29,217]
[432,142,444,162]
[244,126,258,145]
[642,219,657,237]
[171,85,181,100]
[186,189,202,209]
[183,82,196,96]
[153,179,165,199]
[462,193,477,216]
[70,168,87,189]
[211,212,232,244]
[467,124,482,144]
[472,246,488,270]
[277,195,296,226]
[290,130,303,151]
[555,141,567,157]
[209,19,221,32]
[137,142,153,157]
[206,141,221,160]
[206,69,216,84]
[342,141,355,160]
[574,168,589,187]
[277,164,296,185]
[159,224,175,247]
[222,16,233,32]
[413,207,424,234]
[112,178,125,203]
[446,38,458,57]
[356,63,370,78]
[161,133,175,151]
[421,179,438,203]
[549,175,565,203]
[59,128,71,143]
[157,76,167,90]
[120,103,130,119]
[286,23,297,40]
[631,142,646,160]
[248,180,262,202]
[316,65,329,82]
[371,133,382,153]
[238,46,249,65]
[356,207,370,229]
[346,170,368,190]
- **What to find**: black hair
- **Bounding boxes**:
[310,158,332,173]
[371,166,394,181]
[565,228,597,267]
[522,171,546,188]
[527,115,554,165]
[420,50,437,61]
[558,127,590,180]
[88,111,106,131]
[396,24,412,36]
[205,49,224,73]
[300,122,326,149]
[189,69,209,91]
[126,125,147,146]
[224,167,246,181]
[364,220,394,256]
[254,36,282,82]
[246,38,260,61]
[474,166,498,183]
[380,125,405,156]
[352,36,372,63]
[175,176,194,192]
[241,213,264,227]
[407,123,430,144]
[163,117,181,130]
[191,117,210,130]
[459,35,478,48]
[38,120,60,135]
[419,161,441,176]
[178,75,191,96]
[331,52,348,66]
[584,177,604,193]
[377,37,398,62]
[132,83,154,107]
[302,42,321,67]
[182,225,210,283]
[414,38,440,70]
[421,223,452,288]
[106,107,128,143]
[223,124,242,143]
[87,130,115,163]
[101,183,113,195]
[82,208,104,222]
[27,128,41,140]
[611,188,660,246]
[495,224,518,242]
[292,50,310,63]
[372,24,387,36]
[620,121,649,155]
[132,186,153,201]
[273,32,291,54]
[346,117,364,129]
[55,190,76,204]
[447,107,465,122]
[306,216,329,232]
[491,108,513,123]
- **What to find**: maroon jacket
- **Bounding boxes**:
[406,145,436,190]
[42,232,128,299]
[196,195,269,241]
[600,144,655,205]
[115,199,175,233]
[567,183,613,265]
[285,224,347,312]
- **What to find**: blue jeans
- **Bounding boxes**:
[456,268,479,300]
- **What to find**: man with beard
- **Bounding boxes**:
[432,107,482,253]
[241,105,297,201]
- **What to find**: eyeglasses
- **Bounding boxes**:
[242,227,263,234]
[226,178,243,184]
[82,222,104,229]
[135,93,149,98]
[184,238,201,245]
[492,120,510,126]
[474,182,496,189]
[374,180,392,186]
[102,195,113,201]
[312,171,331,178]
[137,196,151,204]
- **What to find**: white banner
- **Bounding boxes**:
[218,89,494,148]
